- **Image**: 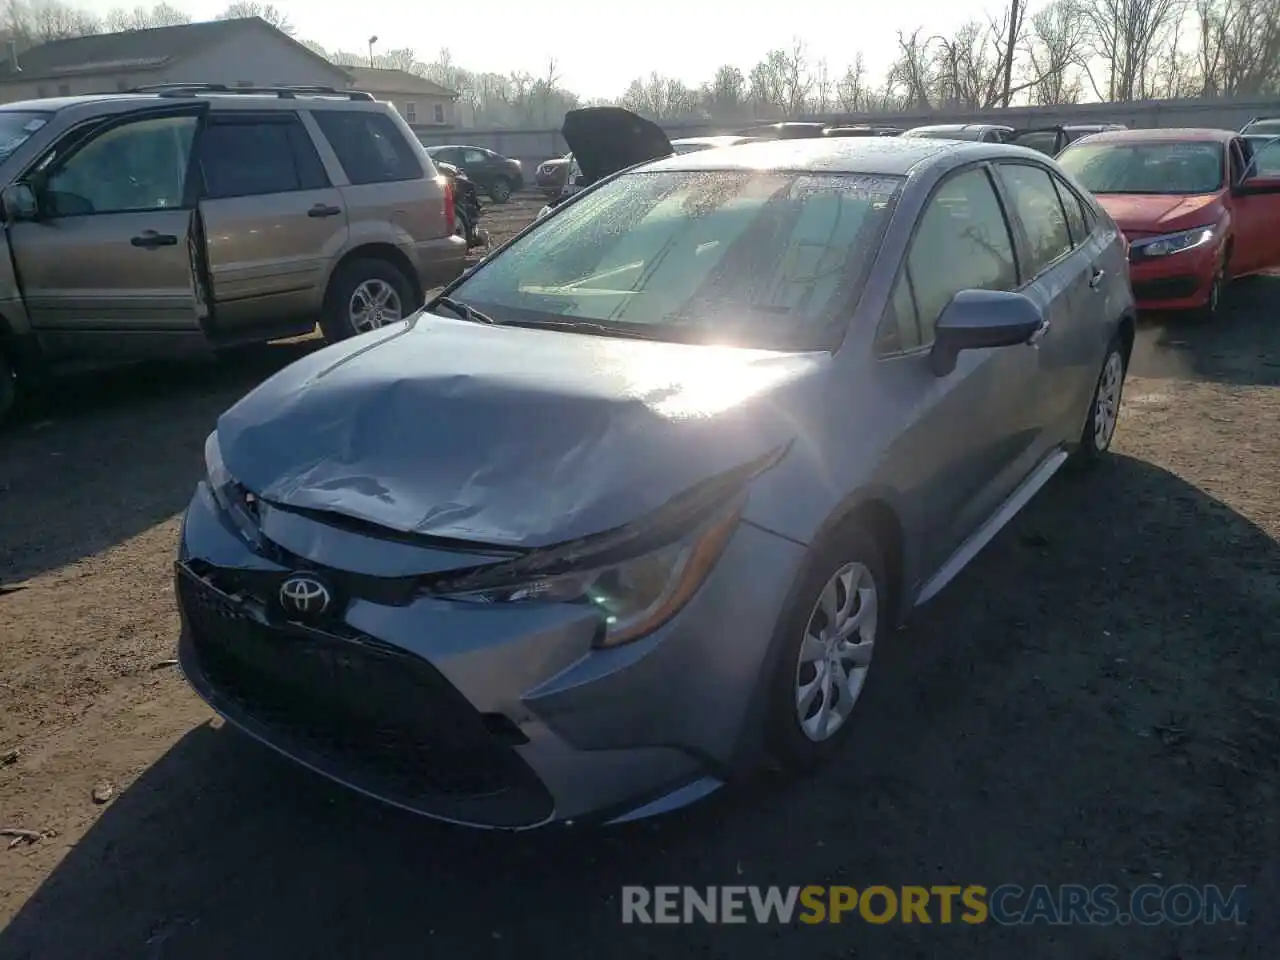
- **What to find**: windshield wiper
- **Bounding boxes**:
[429,296,496,325]
[497,317,678,342]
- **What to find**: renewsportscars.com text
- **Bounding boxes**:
[621,884,1249,926]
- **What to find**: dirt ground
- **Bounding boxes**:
[1,194,1279,959]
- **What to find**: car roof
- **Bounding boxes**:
[908,123,1012,133]
[0,91,386,114]
[1075,127,1237,144]
[639,136,1046,177]
[427,144,492,151]
[670,135,748,145]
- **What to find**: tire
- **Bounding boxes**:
[488,177,512,204]
[765,525,888,772]
[0,345,16,429]
[1196,265,1224,321]
[1074,336,1127,465]
[319,257,416,343]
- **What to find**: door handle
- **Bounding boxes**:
[1089,267,1105,290]
[1028,319,1051,344]
[130,232,178,248]
[308,204,342,218]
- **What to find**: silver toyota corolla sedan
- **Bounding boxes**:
[176,134,1136,830]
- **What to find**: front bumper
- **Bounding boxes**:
[1127,241,1219,311]
[175,483,805,829]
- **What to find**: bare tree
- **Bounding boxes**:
[811,57,831,114]
[1195,0,1280,96]
[27,0,99,40]
[999,0,1026,106]
[1084,0,1187,100]
[535,56,559,124]
[1024,0,1091,103]
[778,38,813,114]
[887,29,939,108]
[835,55,867,113]
[704,64,746,117]
[934,21,1008,108]
[105,4,190,31]
[217,2,293,36]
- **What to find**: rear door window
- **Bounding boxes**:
[198,116,328,198]
[312,110,422,185]
[996,163,1074,277]
[1051,173,1089,245]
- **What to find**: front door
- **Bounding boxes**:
[6,105,207,363]
[194,111,348,340]
[874,164,1044,576]
[1228,137,1280,275]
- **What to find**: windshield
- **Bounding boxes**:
[1058,141,1224,194]
[450,169,903,349]
[0,111,51,162]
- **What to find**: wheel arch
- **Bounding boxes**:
[324,243,424,310]
[727,489,910,774]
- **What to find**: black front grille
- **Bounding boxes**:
[1132,276,1200,301]
[176,564,550,822]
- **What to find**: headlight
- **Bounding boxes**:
[1129,225,1216,259]
[440,500,742,648]
[204,431,262,546]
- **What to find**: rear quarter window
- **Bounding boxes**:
[312,110,423,185]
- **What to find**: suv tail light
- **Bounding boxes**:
[442,178,455,234]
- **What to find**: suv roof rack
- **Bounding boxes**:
[128,83,375,101]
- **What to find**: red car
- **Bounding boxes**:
[1056,127,1280,318]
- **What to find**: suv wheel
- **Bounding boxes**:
[488,178,512,203]
[320,258,415,342]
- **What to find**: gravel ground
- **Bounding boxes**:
[1,200,1278,958]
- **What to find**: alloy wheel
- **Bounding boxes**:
[1094,350,1125,451]
[794,561,878,742]
[348,279,403,333]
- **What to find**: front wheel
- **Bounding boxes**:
[1074,337,1127,465]
[766,526,887,772]
[319,258,415,343]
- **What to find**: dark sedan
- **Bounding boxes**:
[425,144,525,202]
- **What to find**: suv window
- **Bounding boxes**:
[877,166,1019,354]
[312,110,422,185]
[997,163,1073,277]
[1009,130,1060,156]
[462,148,488,164]
[43,114,197,216]
[198,116,328,199]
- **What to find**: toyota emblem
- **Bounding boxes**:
[279,573,332,619]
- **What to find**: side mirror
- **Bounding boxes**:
[930,289,1045,377]
[1,182,38,222]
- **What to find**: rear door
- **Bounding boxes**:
[992,160,1094,445]
[6,103,207,362]
[872,164,1042,572]
[194,110,346,340]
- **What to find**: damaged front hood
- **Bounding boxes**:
[216,316,826,549]
[561,106,673,185]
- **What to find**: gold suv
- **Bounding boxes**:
[0,83,467,423]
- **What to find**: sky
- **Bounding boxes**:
[69,0,988,100]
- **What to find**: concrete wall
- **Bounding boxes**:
[416,95,1280,180]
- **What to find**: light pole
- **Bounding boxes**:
[368,35,377,69]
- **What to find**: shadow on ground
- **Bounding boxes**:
[0,341,321,584]
[3,455,1277,960]
[1130,276,1280,387]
